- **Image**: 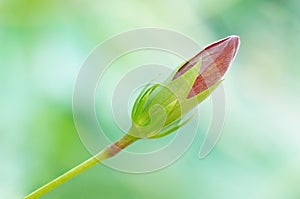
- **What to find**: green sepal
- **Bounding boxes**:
[149,111,195,139]
[131,83,160,125]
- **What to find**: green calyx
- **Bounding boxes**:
[130,60,221,139]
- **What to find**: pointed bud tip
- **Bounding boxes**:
[204,35,240,52]
[206,35,240,62]
[229,36,240,62]
[227,35,240,52]
[229,35,240,42]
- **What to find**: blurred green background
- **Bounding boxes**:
[1,0,300,198]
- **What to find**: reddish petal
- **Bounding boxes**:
[184,36,239,98]
[173,36,239,80]
[188,36,239,98]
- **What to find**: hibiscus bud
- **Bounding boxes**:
[130,36,240,139]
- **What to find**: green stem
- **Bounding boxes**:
[24,134,138,199]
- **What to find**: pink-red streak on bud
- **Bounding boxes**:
[173,36,240,98]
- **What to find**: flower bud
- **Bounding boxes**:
[130,36,240,139]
